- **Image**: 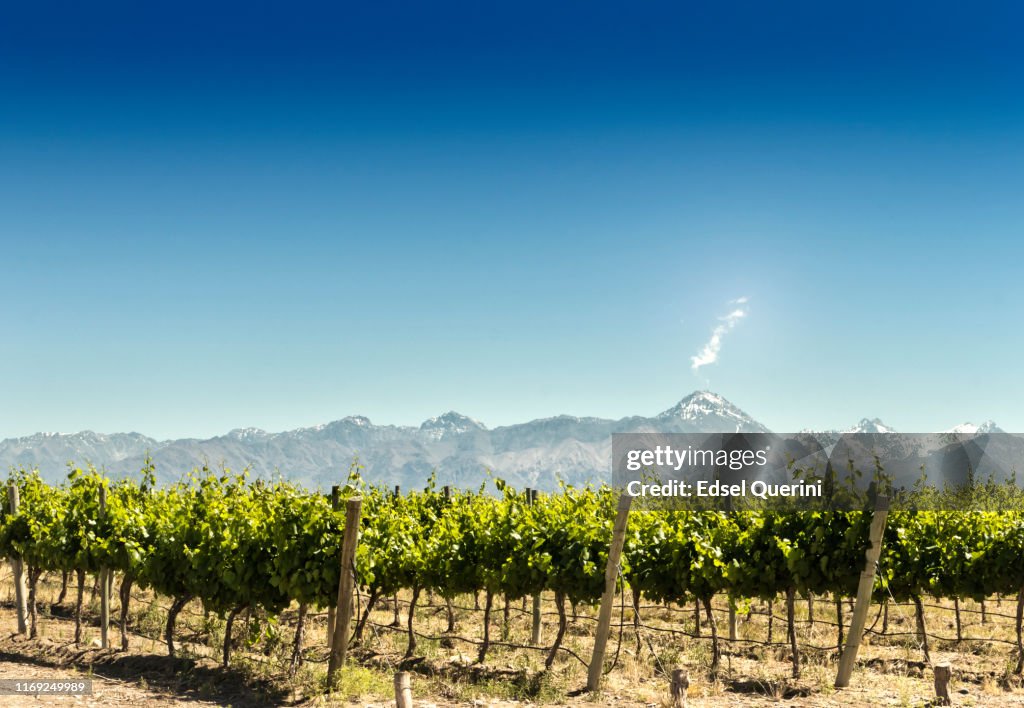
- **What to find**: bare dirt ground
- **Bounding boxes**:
[3,576,1024,706]
[0,656,222,707]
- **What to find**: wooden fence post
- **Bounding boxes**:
[670,666,689,707]
[835,495,889,688]
[326,485,341,645]
[99,485,110,649]
[587,493,632,692]
[394,671,413,708]
[528,488,542,645]
[933,662,952,705]
[8,485,27,634]
[391,485,401,626]
[327,496,363,689]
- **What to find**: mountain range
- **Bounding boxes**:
[0,391,1005,490]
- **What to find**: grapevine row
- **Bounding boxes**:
[2,464,1024,677]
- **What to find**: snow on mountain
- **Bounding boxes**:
[944,420,1004,435]
[0,394,1009,490]
[419,412,487,440]
[226,427,269,441]
[0,431,163,475]
[843,418,898,434]
[1,391,770,488]
[656,391,771,433]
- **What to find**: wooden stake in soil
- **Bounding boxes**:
[786,586,799,679]
[99,485,110,649]
[669,667,688,708]
[392,486,402,627]
[835,495,890,689]
[1015,587,1024,674]
[394,671,413,708]
[326,485,341,646]
[527,488,542,645]
[8,485,27,635]
[327,496,363,689]
[835,594,844,653]
[933,662,952,706]
[587,493,632,692]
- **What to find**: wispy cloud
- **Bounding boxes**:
[690,297,749,372]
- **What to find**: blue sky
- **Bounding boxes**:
[3,1,1024,438]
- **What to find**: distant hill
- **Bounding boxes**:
[0,392,1005,490]
[0,391,769,489]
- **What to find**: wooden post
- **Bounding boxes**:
[99,485,110,649]
[670,666,689,708]
[327,496,363,689]
[527,488,542,644]
[394,671,413,708]
[933,662,952,705]
[327,485,341,645]
[587,494,632,692]
[724,489,736,641]
[391,485,401,626]
[8,485,27,635]
[442,485,451,500]
[835,495,889,689]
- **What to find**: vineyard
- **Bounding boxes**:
[4,463,1024,704]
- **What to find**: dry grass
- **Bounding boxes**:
[2,571,1024,705]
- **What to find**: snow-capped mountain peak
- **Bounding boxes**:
[1,393,1013,490]
[419,411,486,439]
[660,391,748,422]
[843,418,897,434]
[944,420,1004,435]
[226,427,268,441]
[656,391,769,432]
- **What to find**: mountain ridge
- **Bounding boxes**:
[0,391,1004,490]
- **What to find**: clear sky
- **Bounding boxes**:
[3,1,1024,439]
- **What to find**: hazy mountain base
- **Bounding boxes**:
[0,391,1005,492]
[0,392,770,490]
